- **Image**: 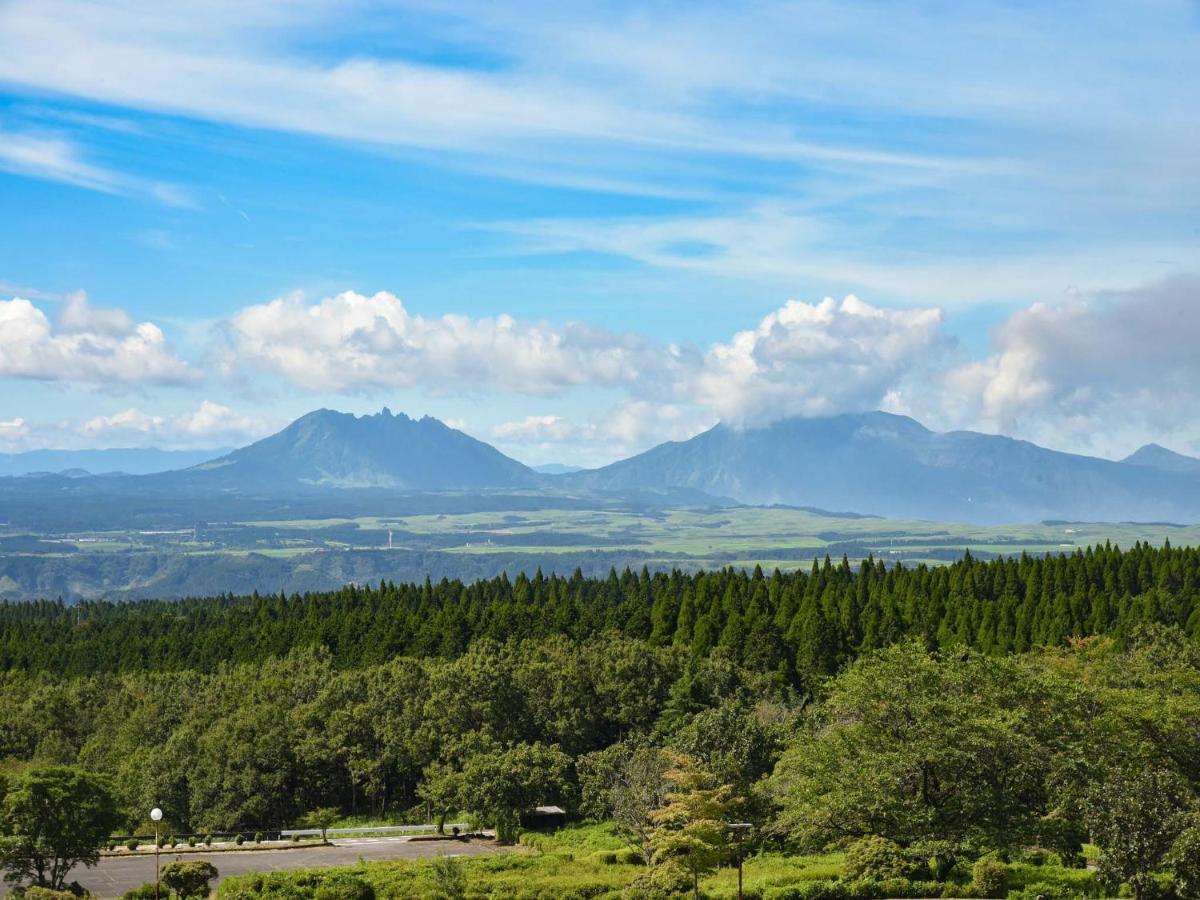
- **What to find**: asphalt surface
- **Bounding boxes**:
[46,836,508,899]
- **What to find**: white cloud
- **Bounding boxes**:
[694,295,945,426]
[0,293,195,385]
[223,290,675,394]
[79,401,264,448]
[923,274,1200,457]
[491,402,707,467]
[0,129,123,192]
[0,127,193,204]
[0,417,31,452]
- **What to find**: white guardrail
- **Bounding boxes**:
[280,823,471,837]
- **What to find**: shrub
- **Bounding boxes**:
[973,858,1009,898]
[254,832,263,844]
[188,836,197,847]
[312,874,374,900]
[118,884,158,900]
[24,888,79,900]
[845,836,926,881]
[430,855,467,900]
[107,842,117,851]
[292,834,301,842]
[204,835,213,846]
[763,883,852,900]
[616,849,645,865]
[593,851,619,865]
[1007,883,1080,900]
[235,834,245,846]
[125,839,139,851]
[162,861,219,899]
[624,861,694,899]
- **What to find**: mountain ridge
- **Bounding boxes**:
[561,411,1200,524]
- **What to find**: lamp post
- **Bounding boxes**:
[728,823,752,900]
[150,808,163,900]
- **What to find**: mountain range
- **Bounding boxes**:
[563,412,1200,523]
[6,407,1200,524]
[0,446,231,478]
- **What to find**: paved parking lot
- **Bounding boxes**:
[52,836,508,898]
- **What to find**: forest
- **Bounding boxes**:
[4,541,1200,679]
[4,543,1200,898]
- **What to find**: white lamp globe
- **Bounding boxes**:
[150,808,163,822]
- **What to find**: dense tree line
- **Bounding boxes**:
[4,542,1200,681]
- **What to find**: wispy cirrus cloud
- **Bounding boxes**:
[0,127,194,205]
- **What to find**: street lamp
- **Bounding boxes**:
[728,823,753,900]
[150,808,163,900]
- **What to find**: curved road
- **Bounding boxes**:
[56,837,509,899]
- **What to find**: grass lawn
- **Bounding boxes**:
[216,822,1113,899]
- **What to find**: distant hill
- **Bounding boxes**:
[533,463,584,474]
[0,447,228,477]
[162,408,539,492]
[1122,443,1200,475]
[561,411,1200,524]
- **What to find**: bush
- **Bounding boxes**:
[430,855,467,900]
[624,862,694,899]
[616,849,645,865]
[188,836,197,847]
[592,851,619,865]
[125,839,139,851]
[764,883,852,900]
[1007,883,1080,900]
[235,834,245,846]
[118,885,158,900]
[254,832,263,844]
[845,836,926,881]
[312,873,374,900]
[24,889,79,900]
[204,835,213,846]
[107,842,117,851]
[292,834,301,842]
[973,858,1009,898]
[162,861,219,899]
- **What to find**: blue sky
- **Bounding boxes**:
[1,0,1198,466]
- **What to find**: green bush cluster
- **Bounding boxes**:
[843,836,927,881]
[972,858,1009,898]
[22,888,81,900]
[763,879,945,900]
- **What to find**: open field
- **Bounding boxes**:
[5,499,1200,600]
[208,823,1106,900]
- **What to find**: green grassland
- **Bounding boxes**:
[244,504,1200,565]
[7,500,1200,601]
[215,823,1103,900]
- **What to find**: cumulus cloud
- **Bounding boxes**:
[927,274,1200,455]
[79,401,264,448]
[0,292,195,385]
[223,290,680,394]
[694,295,946,426]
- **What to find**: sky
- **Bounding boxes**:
[0,0,1198,467]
